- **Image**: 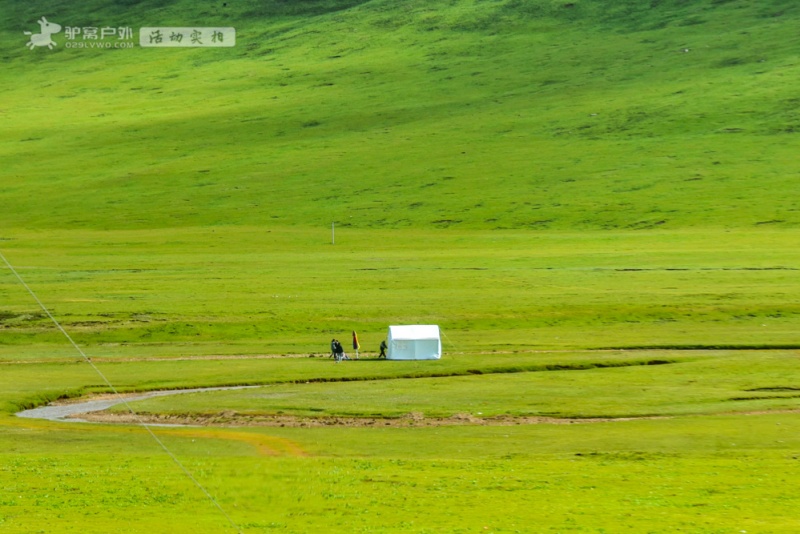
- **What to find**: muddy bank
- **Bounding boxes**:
[74,410,668,428]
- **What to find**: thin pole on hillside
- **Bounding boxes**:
[331,221,335,245]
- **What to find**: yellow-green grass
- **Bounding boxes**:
[2,0,800,531]
[3,411,800,532]
[0,349,685,412]
[2,227,798,355]
[115,350,800,419]
[2,349,799,531]
[2,348,799,531]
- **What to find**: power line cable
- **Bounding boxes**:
[440,327,456,354]
[0,250,243,533]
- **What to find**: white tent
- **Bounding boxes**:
[386,325,441,360]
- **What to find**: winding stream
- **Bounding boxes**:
[16,386,259,423]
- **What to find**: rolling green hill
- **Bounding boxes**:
[2,0,799,231]
[1,0,799,353]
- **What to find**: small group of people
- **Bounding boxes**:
[329,338,350,362]
[328,332,388,362]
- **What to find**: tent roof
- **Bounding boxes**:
[388,325,440,340]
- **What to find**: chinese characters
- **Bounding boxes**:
[140,27,235,47]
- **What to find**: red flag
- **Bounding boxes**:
[352,331,360,350]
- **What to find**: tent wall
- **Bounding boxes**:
[387,325,441,360]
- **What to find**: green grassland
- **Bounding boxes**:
[3,350,800,532]
[1,227,799,354]
[2,0,800,532]
[116,350,800,419]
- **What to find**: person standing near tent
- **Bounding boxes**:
[379,339,387,358]
[352,331,360,360]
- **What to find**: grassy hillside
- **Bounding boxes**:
[2,0,799,353]
[2,0,799,231]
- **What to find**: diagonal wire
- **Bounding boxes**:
[440,328,456,354]
[0,250,243,533]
